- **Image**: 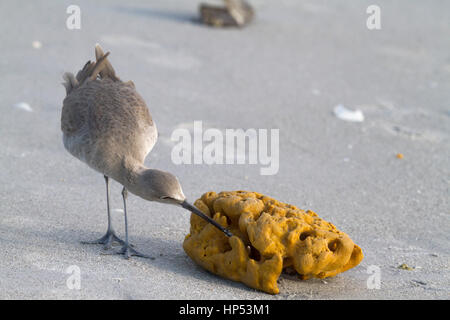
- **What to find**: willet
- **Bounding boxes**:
[61,45,231,259]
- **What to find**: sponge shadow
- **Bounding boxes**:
[137,233,256,294]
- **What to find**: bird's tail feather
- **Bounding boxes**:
[94,44,119,81]
[62,72,79,95]
[62,44,119,95]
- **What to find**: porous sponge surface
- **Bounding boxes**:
[183,191,364,294]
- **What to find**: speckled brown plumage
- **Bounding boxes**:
[60,45,230,259]
[61,46,157,185]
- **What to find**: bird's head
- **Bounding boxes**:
[139,169,186,205]
[138,169,232,237]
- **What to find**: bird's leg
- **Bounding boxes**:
[81,175,125,250]
[112,187,154,259]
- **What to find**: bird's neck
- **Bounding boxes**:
[114,159,148,194]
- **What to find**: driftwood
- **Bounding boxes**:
[200,0,254,27]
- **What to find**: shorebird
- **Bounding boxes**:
[61,45,231,259]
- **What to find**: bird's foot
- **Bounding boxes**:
[101,243,155,260]
[81,230,125,250]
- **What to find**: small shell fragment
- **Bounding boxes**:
[32,41,42,49]
[398,263,414,271]
[333,104,364,122]
[14,102,33,112]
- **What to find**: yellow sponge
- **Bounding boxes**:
[183,191,364,294]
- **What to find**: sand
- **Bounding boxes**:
[0,0,448,299]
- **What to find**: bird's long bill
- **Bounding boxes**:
[181,201,232,237]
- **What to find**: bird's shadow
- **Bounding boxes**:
[113,5,202,25]
[4,224,253,294]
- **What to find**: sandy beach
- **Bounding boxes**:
[0,0,448,299]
